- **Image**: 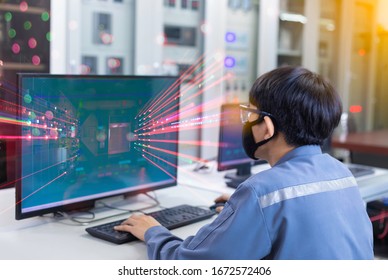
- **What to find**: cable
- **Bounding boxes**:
[378,223,388,239]
[53,192,162,226]
[53,211,96,226]
[370,211,388,222]
[96,192,161,213]
[369,210,388,240]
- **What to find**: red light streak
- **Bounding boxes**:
[147,68,227,128]
[142,57,222,124]
[0,171,68,216]
[180,72,229,107]
[0,155,78,190]
[142,146,220,205]
[23,105,78,126]
[142,155,176,181]
[137,97,225,136]
[136,68,185,119]
[0,116,28,126]
[177,96,224,121]
[1,81,76,122]
[135,103,179,133]
[0,95,78,127]
[137,69,226,134]
[142,149,177,169]
[137,108,226,139]
[0,116,63,134]
[0,97,27,114]
[179,53,207,81]
[141,150,214,204]
[179,58,222,99]
[139,117,221,137]
[137,54,221,127]
[0,79,79,126]
[139,139,215,204]
[143,144,207,164]
[137,53,207,117]
[369,211,388,239]
[0,135,31,140]
[0,135,59,140]
[137,83,180,120]
[138,138,222,147]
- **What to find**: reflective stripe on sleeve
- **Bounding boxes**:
[259,177,357,208]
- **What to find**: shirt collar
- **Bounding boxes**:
[274,145,323,167]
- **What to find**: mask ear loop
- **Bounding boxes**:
[249,115,278,159]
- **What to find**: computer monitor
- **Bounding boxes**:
[15,74,180,220]
[217,103,266,188]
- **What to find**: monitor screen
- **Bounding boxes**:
[15,74,180,220]
[217,103,265,188]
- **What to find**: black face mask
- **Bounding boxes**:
[242,118,274,160]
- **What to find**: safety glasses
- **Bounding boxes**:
[239,104,274,124]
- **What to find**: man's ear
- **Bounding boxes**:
[263,116,275,140]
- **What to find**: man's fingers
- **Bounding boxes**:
[114,214,145,231]
[114,224,132,231]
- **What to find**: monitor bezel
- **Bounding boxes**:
[15,73,180,220]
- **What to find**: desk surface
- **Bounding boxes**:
[1,163,388,260]
[332,129,388,155]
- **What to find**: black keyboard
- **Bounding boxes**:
[85,204,216,244]
[348,165,375,178]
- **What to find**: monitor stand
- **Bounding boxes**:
[224,164,252,189]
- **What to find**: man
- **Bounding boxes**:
[115,66,374,259]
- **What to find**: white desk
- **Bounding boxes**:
[1,162,388,260]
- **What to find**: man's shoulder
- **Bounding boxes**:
[241,153,352,195]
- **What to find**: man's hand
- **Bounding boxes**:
[214,194,230,204]
[114,214,161,241]
[212,194,231,213]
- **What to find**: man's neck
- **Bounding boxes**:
[261,134,295,166]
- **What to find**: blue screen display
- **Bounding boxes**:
[16,75,179,218]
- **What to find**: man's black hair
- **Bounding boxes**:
[249,66,342,147]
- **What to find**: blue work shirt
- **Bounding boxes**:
[144,145,374,259]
